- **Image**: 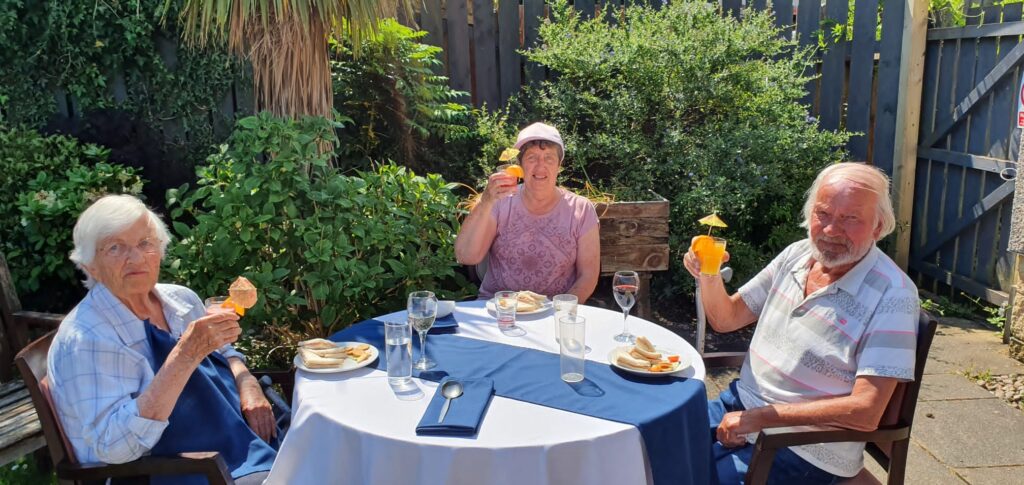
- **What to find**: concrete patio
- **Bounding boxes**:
[704,316,1024,484]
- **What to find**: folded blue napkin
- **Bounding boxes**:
[429,314,459,334]
[416,377,494,436]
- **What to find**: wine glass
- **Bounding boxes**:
[408,291,438,370]
[612,271,639,343]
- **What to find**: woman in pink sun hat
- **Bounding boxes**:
[455,122,601,303]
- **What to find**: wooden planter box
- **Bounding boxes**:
[595,191,670,319]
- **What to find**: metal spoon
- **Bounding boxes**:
[437,380,464,423]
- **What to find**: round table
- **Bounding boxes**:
[265,301,706,485]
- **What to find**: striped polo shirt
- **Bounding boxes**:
[735,239,919,477]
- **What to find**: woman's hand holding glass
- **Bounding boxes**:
[178,311,241,362]
[481,169,518,204]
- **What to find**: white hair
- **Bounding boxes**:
[70,194,171,288]
[800,162,897,240]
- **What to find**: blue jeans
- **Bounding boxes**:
[709,380,841,485]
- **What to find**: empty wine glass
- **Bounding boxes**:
[612,271,639,343]
[408,291,438,370]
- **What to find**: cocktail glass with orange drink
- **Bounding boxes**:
[692,236,727,276]
[205,276,258,316]
[692,213,728,276]
[495,148,523,193]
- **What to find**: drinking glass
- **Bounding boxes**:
[552,294,577,342]
[408,291,438,370]
[612,271,639,343]
[698,237,728,276]
[204,296,235,316]
[494,290,525,336]
[559,315,586,383]
[385,320,413,388]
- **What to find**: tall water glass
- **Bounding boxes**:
[552,294,577,343]
[385,321,413,388]
[612,271,639,343]
[559,315,586,383]
[408,291,437,370]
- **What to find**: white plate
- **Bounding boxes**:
[607,345,691,377]
[486,297,553,315]
[294,341,379,374]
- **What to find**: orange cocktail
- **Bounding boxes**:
[692,236,727,276]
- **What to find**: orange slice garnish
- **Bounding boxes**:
[691,235,715,255]
[504,164,524,179]
[221,297,245,316]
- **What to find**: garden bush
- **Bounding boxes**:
[476,0,849,292]
[331,19,472,175]
[0,127,145,311]
[166,113,473,342]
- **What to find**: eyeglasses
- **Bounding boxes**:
[100,238,160,260]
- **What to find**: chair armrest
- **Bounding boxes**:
[56,452,233,484]
[755,423,911,449]
[702,351,747,368]
[12,310,64,330]
[258,375,292,416]
[745,425,910,485]
[252,368,294,387]
[253,368,295,406]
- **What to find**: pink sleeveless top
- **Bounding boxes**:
[479,187,599,299]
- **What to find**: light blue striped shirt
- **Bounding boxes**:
[47,283,245,464]
[736,239,919,477]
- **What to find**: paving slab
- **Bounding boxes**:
[925,322,1023,376]
[918,373,997,402]
[953,465,1024,485]
[863,440,966,484]
[704,367,740,400]
[913,399,1024,468]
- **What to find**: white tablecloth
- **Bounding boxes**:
[265,301,705,485]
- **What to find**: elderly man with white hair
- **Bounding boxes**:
[683,162,919,484]
[48,194,278,485]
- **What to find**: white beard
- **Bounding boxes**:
[810,234,874,269]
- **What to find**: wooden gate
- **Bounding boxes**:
[910,1,1022,305]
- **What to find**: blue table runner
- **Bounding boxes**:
[333,319,711,485]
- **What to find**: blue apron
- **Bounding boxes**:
[145,321,277,485]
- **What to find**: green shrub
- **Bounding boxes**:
[486,0,849,290]
[331,19,471,174]
[0,127,145,311]
[166,113,474,337]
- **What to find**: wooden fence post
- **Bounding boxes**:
[892,0,930,270]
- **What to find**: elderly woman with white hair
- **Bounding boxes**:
[683,162,919,484]
[455,122,601,303]
[47,194,277,485]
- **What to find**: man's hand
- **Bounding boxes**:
[682,236,731,279]
[717,410,763,448]
[237,374,277,442]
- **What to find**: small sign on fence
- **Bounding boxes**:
[1018,74,1024,127]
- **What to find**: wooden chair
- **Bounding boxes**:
[0,251,64,465]
[704,311,938,485]
[16,331,235,485]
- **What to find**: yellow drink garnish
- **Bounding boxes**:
[499,148,520,162]
[698,214,728,228]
